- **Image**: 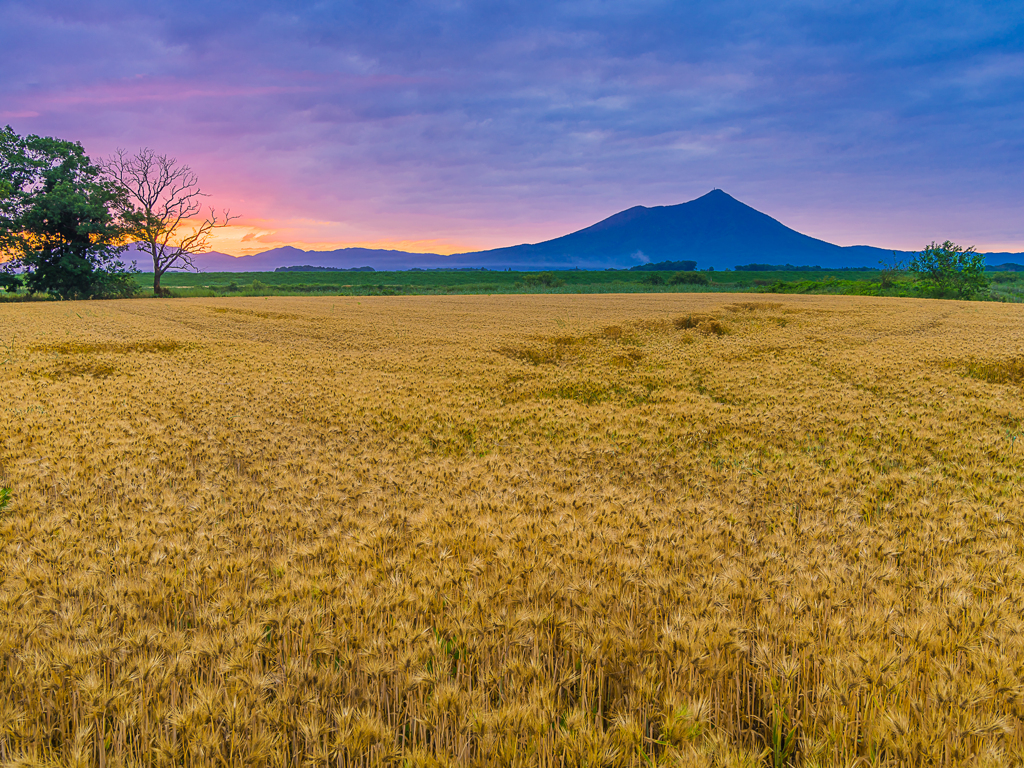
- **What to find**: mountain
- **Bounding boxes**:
[121,190,1022,272]
[460,190,876,270]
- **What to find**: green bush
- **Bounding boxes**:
[669,271,709,286]
[909,241,988,298]
[0,273,22,293]
[521,272,566,288]
[92,269,140,299]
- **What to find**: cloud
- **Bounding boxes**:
[1,0,1021,252]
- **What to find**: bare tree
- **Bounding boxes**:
[103,149,237,296]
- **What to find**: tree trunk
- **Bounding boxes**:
[153,268,165,297]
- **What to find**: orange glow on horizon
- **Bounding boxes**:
[204,223,482,257]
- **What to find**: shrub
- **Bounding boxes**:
[0,273,22,293]
[668,271,709,286]
[92,269,140,299]
[521,272,566,288]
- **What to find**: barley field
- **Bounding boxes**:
[1,294,1023,768]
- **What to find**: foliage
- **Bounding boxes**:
[0,125,135,299]
[140,267,875,298]
[909,240,988,298]
[109,262,1024,302]
[878,251,905,289]
[0,486,9,514]
[668,270,709,285]
[520,271,565,287]
[0,272,21,293]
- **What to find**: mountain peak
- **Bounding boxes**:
[694,188,737,202]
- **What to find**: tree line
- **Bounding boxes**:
[0,126,233,299]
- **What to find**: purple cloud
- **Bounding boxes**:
[1,0,1021,254]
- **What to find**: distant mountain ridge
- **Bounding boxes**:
[120,191,1023,272]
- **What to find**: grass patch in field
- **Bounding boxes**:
[497,345,564,365]
[674,314,730,336]
[546,334,587,347]
[725,301,785,312]
[34,359,119,379]
[953,356,1024,385]
[609,349,644,368]
[210,307,301,320]
[497,334,589,365]
[673,314,704,330]
[540,377,659,405]
[31,340,185,354]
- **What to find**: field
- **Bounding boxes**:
[1,294,1024,767]
[140,268,872,296]
[5,267,1024,302]
[140,268,1024,303]
[126,268,959,299]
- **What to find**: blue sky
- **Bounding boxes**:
[1,0,1021,254]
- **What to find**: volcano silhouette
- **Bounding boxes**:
[464,189,860,269]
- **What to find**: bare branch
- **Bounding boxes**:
[101,149,239,295]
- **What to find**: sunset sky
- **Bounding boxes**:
[2,1,1021,256]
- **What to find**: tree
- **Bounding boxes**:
[0,272,20,293]
[103,148,236,296]
[0,126,135,299]
[908,240,988,299]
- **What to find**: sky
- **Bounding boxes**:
[1,0,1022,256]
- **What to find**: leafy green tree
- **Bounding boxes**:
[909,240,988,299]
[0,272,20,293]
[0,126,136,299]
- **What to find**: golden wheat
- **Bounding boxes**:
[1,294,1023,767]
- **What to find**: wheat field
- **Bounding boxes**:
[1,294,1023,767]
